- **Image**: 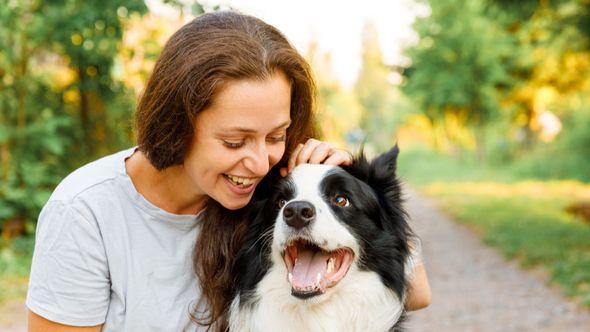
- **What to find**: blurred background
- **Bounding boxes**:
[1,0,589,324]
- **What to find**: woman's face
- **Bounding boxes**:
[184,71,292,210]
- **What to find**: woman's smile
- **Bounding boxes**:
[223,173,259,195]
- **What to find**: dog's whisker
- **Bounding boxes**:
[246,226,274,253]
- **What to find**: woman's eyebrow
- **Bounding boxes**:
[221,120,291,134]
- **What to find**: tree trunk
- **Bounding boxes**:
[1,217,26,239]
[90,92,107,154]
[77,57,91,154]
[80,89,89,135]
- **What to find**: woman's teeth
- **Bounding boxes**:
[225,174,254,186]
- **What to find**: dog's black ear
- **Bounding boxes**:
[371,144,399,178]
[343,144,400,183]
[367,144,405,227]
[370,144,411,251]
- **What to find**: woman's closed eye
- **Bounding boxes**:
[223,140,245,149]
[267,135,286,143]
[222,135,286,149]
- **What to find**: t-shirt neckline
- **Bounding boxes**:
[117,147,203,228]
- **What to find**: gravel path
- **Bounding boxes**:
[404,187,590,332]
[3,187,590,331]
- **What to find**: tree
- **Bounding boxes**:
[44,0,147,155]
[402,0,513,158]
[0,0,147,237]
[487,0,590,150]
[355,22,405,153]
[307,39,364,148]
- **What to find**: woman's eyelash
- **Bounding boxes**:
[222,135,286,149]
[223,140,245,149]
[268,135,286,142]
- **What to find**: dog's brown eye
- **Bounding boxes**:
[278,199,287,208]
[331,195,350,207]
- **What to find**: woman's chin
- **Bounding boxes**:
[217,194,253,210]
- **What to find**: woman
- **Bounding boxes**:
[27,11,430,331]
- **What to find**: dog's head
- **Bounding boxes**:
[234,145,412,303]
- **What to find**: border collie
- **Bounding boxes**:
[230,145,414,332]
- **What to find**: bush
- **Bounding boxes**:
[512,108,590,182]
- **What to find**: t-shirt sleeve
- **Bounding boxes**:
[26,200,110,326]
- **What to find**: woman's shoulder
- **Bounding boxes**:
[48,147,136,204]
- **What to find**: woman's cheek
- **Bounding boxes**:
[270,144,286,168]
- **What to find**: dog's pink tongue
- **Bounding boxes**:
[291,249,330,289]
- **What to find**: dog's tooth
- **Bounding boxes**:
[316,272,322,285]
[288,272,293,284]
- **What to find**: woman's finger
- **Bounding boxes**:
[287,143,305,173]
[323,149,353,166]
[284,140,353,176]
[294,139,322,169]
[280,167,289,177]
[308,142,334,164]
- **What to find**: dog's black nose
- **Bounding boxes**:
[283,201,315,229]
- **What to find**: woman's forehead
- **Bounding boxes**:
[210,72,291,108]
[197,73,292,131]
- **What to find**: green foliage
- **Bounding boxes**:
[402,0,590,173]
[44,0,146,153]
[488,0,590,48]
[511,106,590,182]
[403,0,514,140]
[354,23,412,153]
[0,236,34,302]
[0,114,73,222]
[0,236,34,278]
[0,0,148,235]
[397,145,517,186]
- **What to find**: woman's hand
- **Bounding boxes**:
[280,138,353,177]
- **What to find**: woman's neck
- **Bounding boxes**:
[125,150,208,215]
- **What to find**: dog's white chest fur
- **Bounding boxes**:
[229,264,404,332]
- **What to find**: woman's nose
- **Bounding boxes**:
[243,143,271,176]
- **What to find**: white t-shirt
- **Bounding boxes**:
[26,147,204,331]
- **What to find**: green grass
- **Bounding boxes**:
[0,236,34,303]
[397,147,518,186]
[424,181,590,305]
[398,147,590,306]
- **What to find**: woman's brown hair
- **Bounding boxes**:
[134,11,319,331]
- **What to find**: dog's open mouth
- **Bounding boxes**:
[283,238,354,299]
